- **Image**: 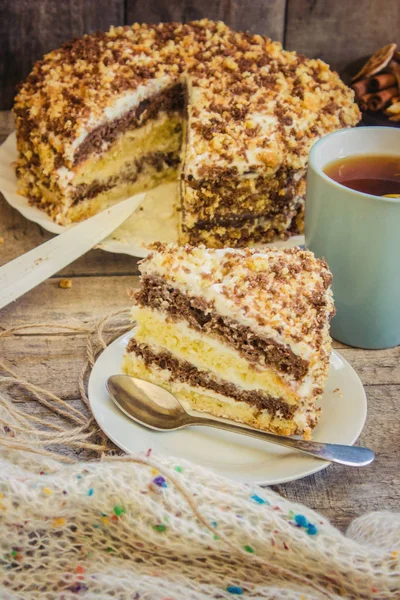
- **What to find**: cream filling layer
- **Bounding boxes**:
[131,305,326,402]
[63,167,176,223]
[140,251,332,362]
[63,75,174,164]
[131,306,301,404]
[57,113,182,190]
[123,346,317,433]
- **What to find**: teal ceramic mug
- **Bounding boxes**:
[305,126,400,349]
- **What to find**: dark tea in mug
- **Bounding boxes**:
[323,154,400,197]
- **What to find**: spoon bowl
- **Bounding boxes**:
[106,374,375,467]
[107,374,189,430]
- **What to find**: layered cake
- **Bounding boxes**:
[14,20,360,246]
[123,243,335,438]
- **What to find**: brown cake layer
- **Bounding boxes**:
[180,165,305,246]
[135,275,309,380]
[185,207,299,231]
[180,209,303,247]
[73,84,184,166]
[70,151,180,204]
[182,167,303,216]
[127,338,296,418]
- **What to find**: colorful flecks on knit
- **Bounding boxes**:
[226,585,243,594]
[113,505,126,516]
[153,524,167,533]
[68,583,88,593]
[51,517,66,528]
[95,506,126,528]
[210,521,219,541]
[250,494,270,505]
[153,476,167,488]
[4,547,23,566]
[149,475,168,494]
[76,565,84,579]
[289,511,318,535]
[69,568,88,595]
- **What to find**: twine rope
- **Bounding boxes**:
[0,309,132,460]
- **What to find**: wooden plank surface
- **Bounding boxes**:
[0,199,140,278]
[0,111,399,530]
[2,0,399,108]
[285,0,400,72]
[0,0,125,109]
[126,0,286,42]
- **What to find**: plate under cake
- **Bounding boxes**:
[123,243,335,439]
[14,20,360,246]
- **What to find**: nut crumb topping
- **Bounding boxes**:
[59,278,72,289]
[139,243,335,356]
[14,19,360,178]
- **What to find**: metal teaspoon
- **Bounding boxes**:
[106,374,375,467]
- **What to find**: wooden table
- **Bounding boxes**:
[1,111,399,531]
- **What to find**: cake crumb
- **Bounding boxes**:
[59,279,72,289]
[0,237,4,244]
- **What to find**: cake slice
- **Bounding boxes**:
[123,243,335,438]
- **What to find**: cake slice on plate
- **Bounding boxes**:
[123,243,335,439]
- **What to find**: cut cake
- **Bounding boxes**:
[123,243,335,438]
[14,20,360,247]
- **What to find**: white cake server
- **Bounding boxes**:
[0,193,146,311]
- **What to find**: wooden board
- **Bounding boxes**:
[126,0,286,42]
[2,0,400,108]
[0,0,125,109]
[1,0,287,109]
[285,0,400,72]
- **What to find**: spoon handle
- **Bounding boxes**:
[190,418,374,466]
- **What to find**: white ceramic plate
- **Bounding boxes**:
[88,331,368,485]
[0,132,305,258]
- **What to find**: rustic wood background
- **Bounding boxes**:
[1,0,399,109]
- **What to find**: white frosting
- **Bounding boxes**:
[61,75,173,167]
[56,166,75,187]
[140,247,323,361]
